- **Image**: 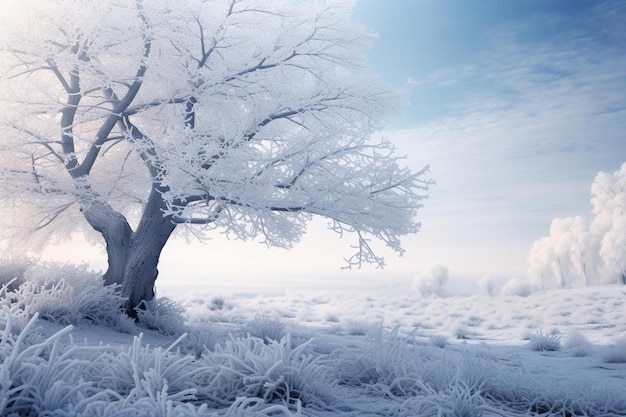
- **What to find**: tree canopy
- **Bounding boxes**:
[0,0,432,313]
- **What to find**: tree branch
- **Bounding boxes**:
[123,97,189,117]
[60,67,81,174]
[118,116,159,178]
[74,0,152,178]
[44,59,72,93]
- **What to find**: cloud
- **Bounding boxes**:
[393,0,625,204]
[378,1,626,280]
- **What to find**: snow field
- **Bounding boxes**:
[1,263,625,416]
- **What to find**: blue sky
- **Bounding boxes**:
[44,0,626,295]
[343,0,626,290]
[354,0,616,126]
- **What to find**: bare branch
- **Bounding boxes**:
[123,97,189,116]
[9,125,65,164]
[34,201,76,231]
[45,59,72,93]
[74,0,153,178]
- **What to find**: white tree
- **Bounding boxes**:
[413,265,449,297]
[590,163,626,284]
[528,216,594,289]
[528,162,626,288]
[0,0,432,316]
[500,279,532,297]
[528,234,559,289]
[477,276,495,297]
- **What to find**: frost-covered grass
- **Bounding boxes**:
[564,330,594,357]
[603,340,626,364]
[528,330,562,352]
[2,265,626,416]
[0,262,126,331]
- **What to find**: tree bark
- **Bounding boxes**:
[120,187,177,317]
[82,187,176,318]
[82,200,133,287]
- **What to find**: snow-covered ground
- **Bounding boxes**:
[175,286,626,412]
[1,266,625,416]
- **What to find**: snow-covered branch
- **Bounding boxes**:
[0,0,431,277]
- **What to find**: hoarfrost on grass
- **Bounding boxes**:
[528,330,562,352]
[602,339,626,363]
[564,330,594,357]
[1,263,626,416]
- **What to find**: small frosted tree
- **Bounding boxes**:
[414,265,449,297]
[477,276,495,297]
[500,279,532,297]
[0,0,432,315]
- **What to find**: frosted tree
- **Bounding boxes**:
[528,216,594,289]
[528,162,626,288]
[528,234,560,289]
[590,162,626,284]
[413,265,449,297]
[0,0,432,316]
[477,276,495,297]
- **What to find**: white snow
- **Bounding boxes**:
[2,271,625,416]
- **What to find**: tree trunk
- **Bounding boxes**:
[120,187,177,316]
[82,200,133,287]
[82,187,176,318]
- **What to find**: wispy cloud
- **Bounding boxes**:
[383,1,626,279]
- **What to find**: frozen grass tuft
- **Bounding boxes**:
[0,312,99,416]
[454,325,474,340]
[203,334,337,411]
[135,297,187,336]
[430,334,448,348]
[564,330,594,357]
[115,313,139,334]
[336,323,427,398]
[245,312,288,343]
[209,296,227,311]
[202,295,234,314]
[182,324,218,356]
[399,377,487,417]
[89,332,201,401]
[343,319,371,336]
[528,330,561,352]
[602,339,626,363]
[324,313,340,323]
[0,261,125,327]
